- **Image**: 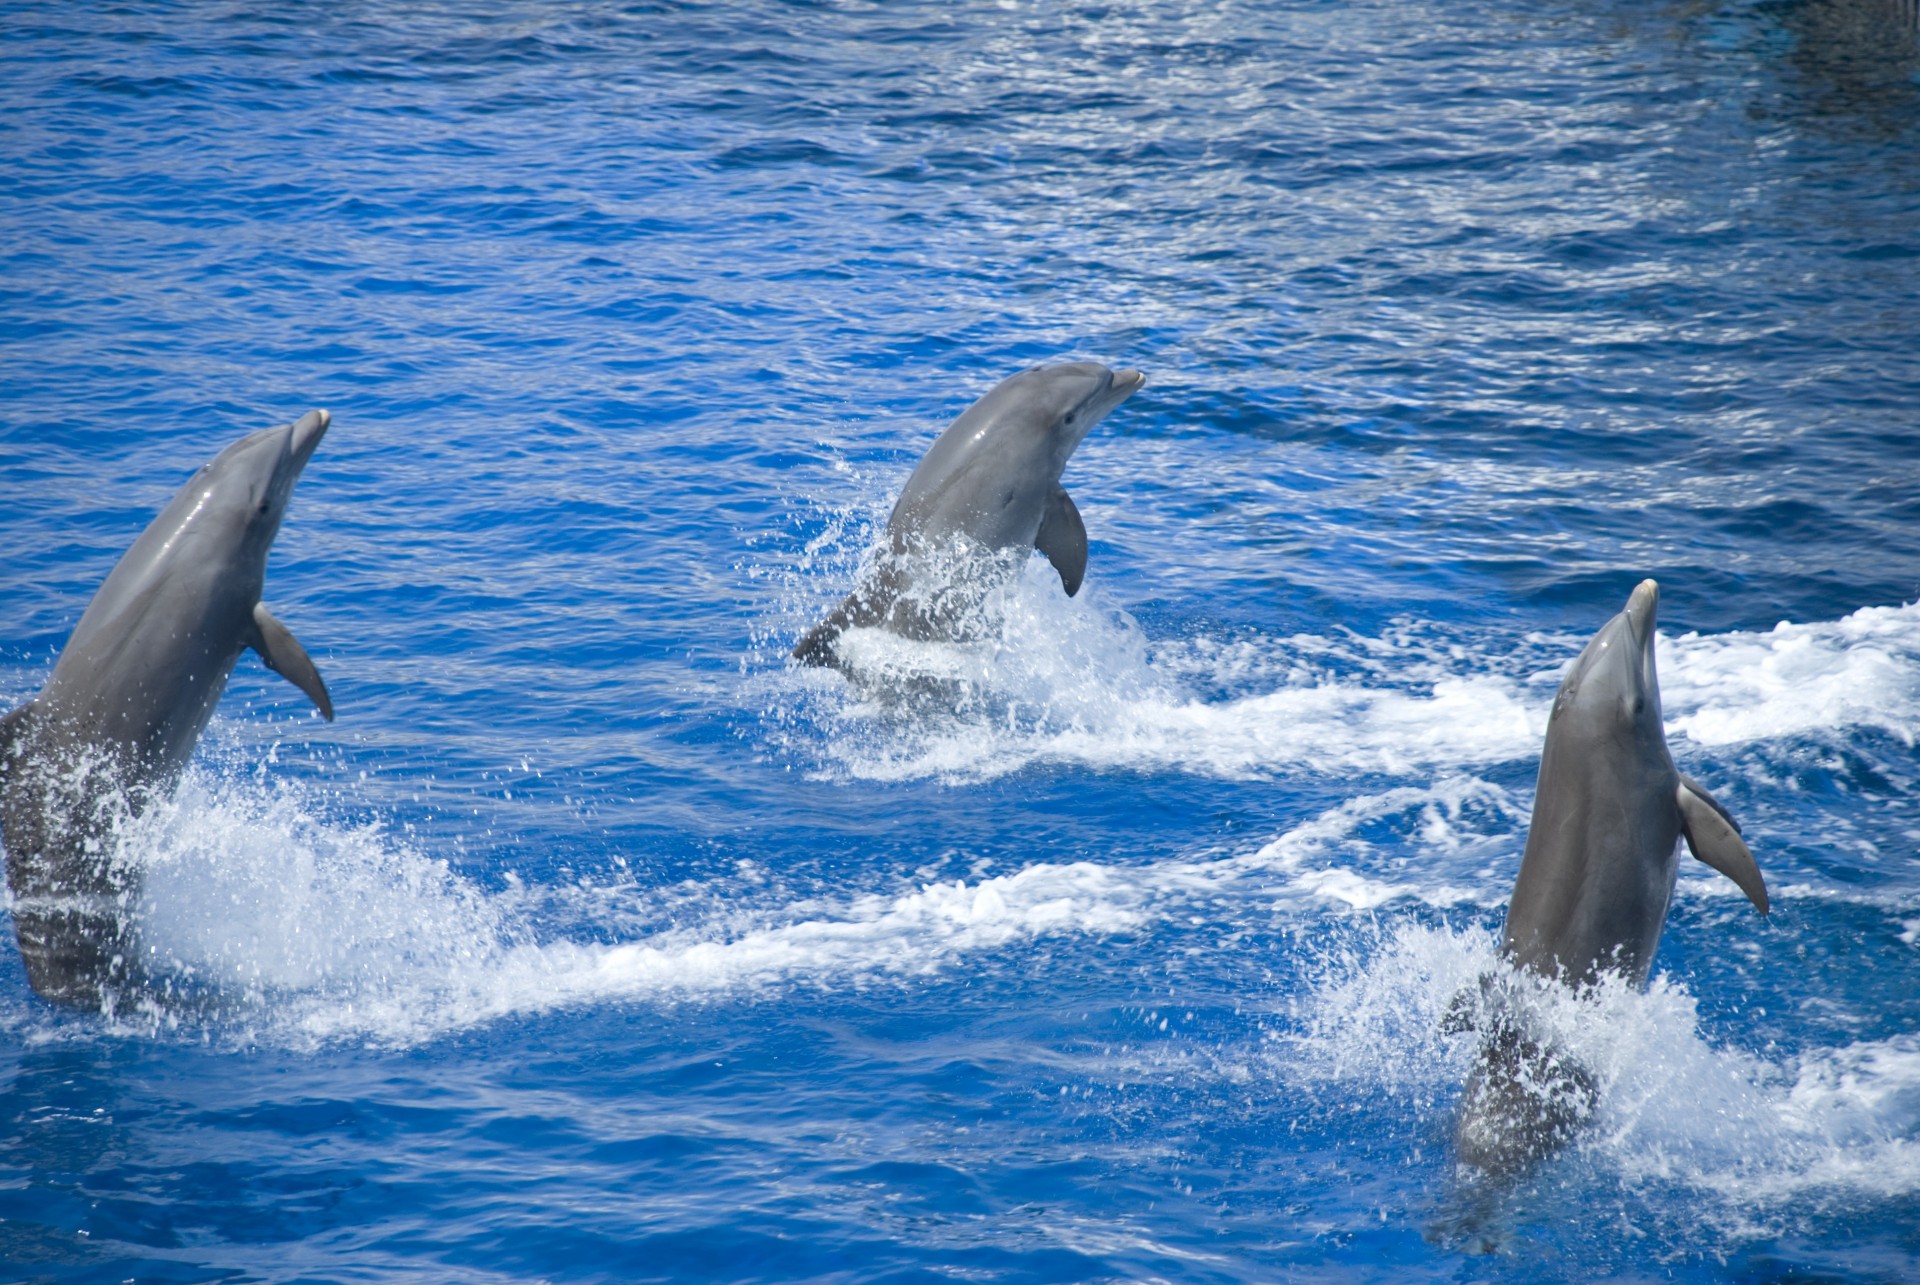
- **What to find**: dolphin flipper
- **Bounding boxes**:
[1035,486,1088,597]
[1677,775,1768,915]
[251,603,333,721]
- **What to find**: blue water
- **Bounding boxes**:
[4,0,1920,1279]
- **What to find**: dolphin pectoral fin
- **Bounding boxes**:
[1035,486,1088,597]
[1677,775,1768,915]
[251,602,334,721]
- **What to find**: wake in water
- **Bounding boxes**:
[1,578,1912,1029]
[0,761,1517,1045]
[0,760,1836,1045]
[766,530,1920,787]
[4,551,1916,1240]
[767,555,1550,782]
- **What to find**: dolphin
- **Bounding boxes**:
[792,362,1144,668]
[0,411,334,1008]
[1451,579,1768,1177]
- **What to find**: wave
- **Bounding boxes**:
[0,750,1909,1230]
[1664,602,1920,748]
[772,558,1548,782]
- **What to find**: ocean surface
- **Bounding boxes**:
[3,1,1920,1280]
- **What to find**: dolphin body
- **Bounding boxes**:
[792,362,1144,669]
[0,412,334,1008]
[1452,580,1768,1177]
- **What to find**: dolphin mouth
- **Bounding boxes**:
[287,408,330,477]
[1105,368,1146,406]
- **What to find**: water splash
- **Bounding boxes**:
[128,768,522,1016]
[1664,603,1920,748]
[1287,921,1920,1229]
[774,556,1547,783]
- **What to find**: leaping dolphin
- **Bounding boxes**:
[1452,579,1768,1176]
[792,362,1144,669]
[0,411,334,1008]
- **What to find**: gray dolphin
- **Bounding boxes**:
[1452,579,1768,1176]
[792,362,1144,668]
[0,411,334,1008]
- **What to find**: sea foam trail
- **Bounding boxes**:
[0,597,1909,1048]
[780,560,1546,783]
[100,765,1887,1049]
[777,572,1920,783]
[110,756,1783,1032]
[13,768,1514,1046]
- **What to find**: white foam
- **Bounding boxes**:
[279,856,1165,1046]
[1662,602,1920,748]
[8,754,1913,1233]
[43,760,1160,1044]
[130,770,520,1005]
[105,758,1897,1051]
[784,559,1546,783]
[773,528,1920,783]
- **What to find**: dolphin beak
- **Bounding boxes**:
[1623,578,1661,705]
[287,408,330,476]
[1623,578,1658,650]
[1078,368,1145,437]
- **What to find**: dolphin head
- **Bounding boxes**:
[1551,578,1664,746]
[952,361,1145,475]
[888,362,1146,550]
[184,409,330,562]
[1011,361,1146,464]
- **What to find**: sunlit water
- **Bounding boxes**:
[3,1,1920,1280]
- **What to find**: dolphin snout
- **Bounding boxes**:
[1078,367,1145,432]
[288,408,330,473]
[1624,578,1658,648]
